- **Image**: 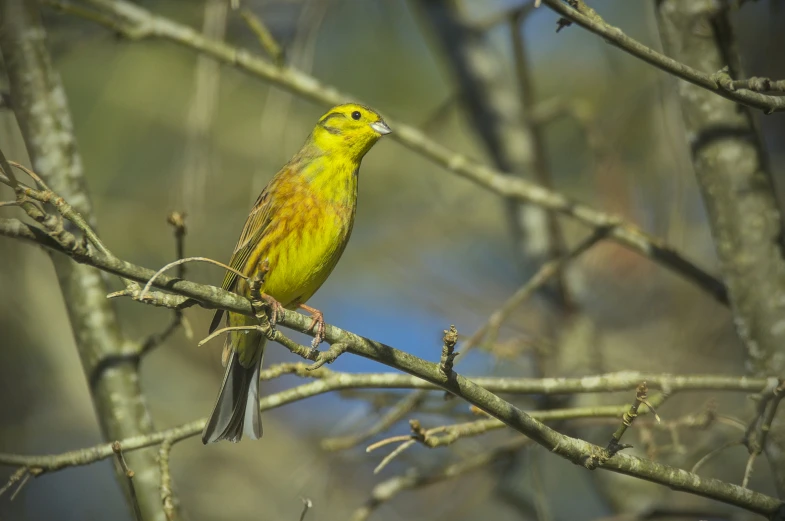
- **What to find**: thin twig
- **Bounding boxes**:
[299,497,313,521]
[167,212,187,279]
[366,436,414,453]
[137,212,191,356]
[0,150,67,243]
[439,324,458,377]
[728,75,785,93]
[460,228,607,359]
[8,160,51,190]
[372,440,415,475]
[607,382,661,456]
[8,159,114,257]
[198,325,262,346]
[240,8,284,65]
[107,287,194,309]
[322,390,426,451]
[367,399,666,463]
[742,452,758,489]
[8,471,30,501]
[351,438,533,521]
[139,257,246,301]
[112,442,142,521]
[742,382,784,488]
[0,467,28,498]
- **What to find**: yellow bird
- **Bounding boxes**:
[202,103,391,444]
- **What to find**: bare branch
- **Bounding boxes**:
[540,0,785,113]
[321,390,426,452]
[0,2,171,518]
[239,7,284,65]
[460,228,606,358]
[137,212,191,356]
[607,382,661,456]
[0,467,30,499]
[47,0,730,305]
[656,0,785,496]
[139,256,246,301]
[727,74,785,94]
[351,438,533,521]
[112,442,142,521]
[366,398,666,465]
[158,439,175,521]
[439,325,458,377]
[1,178,782,516]
[691,441,744,475]
[298,497,312,521]
[742,384,784,488]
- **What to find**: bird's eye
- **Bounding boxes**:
[351,111,361,120]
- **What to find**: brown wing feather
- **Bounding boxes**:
[209,169,289,333]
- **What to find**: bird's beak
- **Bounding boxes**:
[370,120,392,135]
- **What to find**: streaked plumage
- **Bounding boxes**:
[202,103,391,444]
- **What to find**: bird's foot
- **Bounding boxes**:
[261,293,285,325]
[299,303,326,348]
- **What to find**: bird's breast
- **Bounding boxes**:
[258,191,356,307]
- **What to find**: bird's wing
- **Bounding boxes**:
[209,177,279,333]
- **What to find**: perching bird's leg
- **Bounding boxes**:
[261,293,285,325]
[299,303,326,348]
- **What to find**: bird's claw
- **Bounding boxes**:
[261,294,284,325]
[305,309,326,348]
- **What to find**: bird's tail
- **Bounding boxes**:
[202,319,265,444]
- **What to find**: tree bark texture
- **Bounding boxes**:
[0,1,171,518]
[655,0,785,497]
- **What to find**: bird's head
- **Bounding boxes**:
[311,103,391,160]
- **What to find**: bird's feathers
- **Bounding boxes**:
[203,103,390,444]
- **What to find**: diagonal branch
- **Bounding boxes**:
[45,0,729,306]
[1,214,783,517]
[540,0,785,114]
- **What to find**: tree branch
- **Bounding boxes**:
[44,0,730,306]
[1,210,783,515]
[350,438,533,521]
[0,2,171,519]
[541,0,785,113]
[656,0,785,498]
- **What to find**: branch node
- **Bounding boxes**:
[439,325,459,378]
[307,343,348,371]
[711,66,735,91]
[607,381,652,456]
[112,441,142,520]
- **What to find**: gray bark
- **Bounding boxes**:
[655,0,785,497]
[0,1,172,518]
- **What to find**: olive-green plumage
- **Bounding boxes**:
[202,103,391,444]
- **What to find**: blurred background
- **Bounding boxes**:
[1,1,784,520]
